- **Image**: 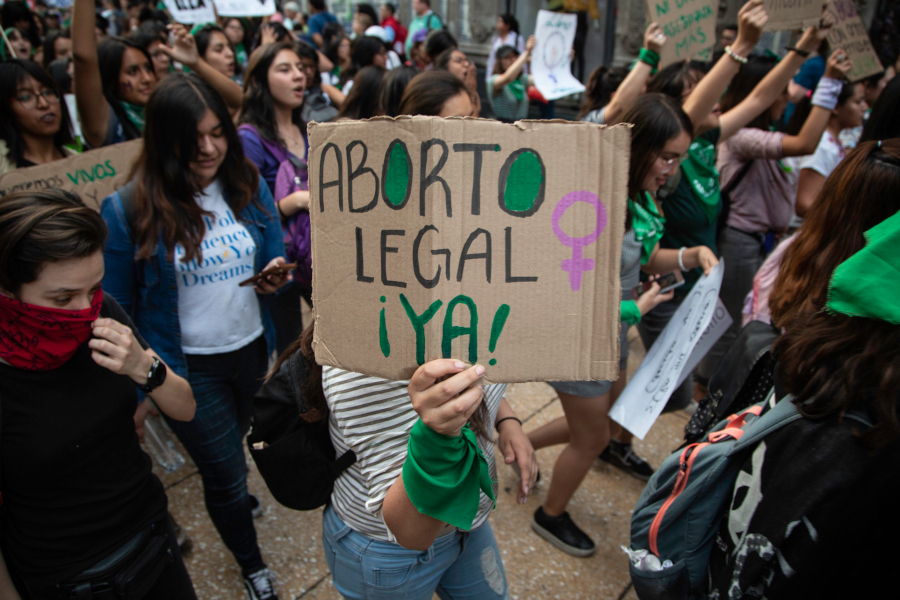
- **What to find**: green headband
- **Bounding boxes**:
[826,209,900,324]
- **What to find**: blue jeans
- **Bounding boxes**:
[322,505,508,600]
[165,336,268,574]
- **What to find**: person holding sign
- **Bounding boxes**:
[529,94,718,557]
[100,74,289,600]
[0,59,78,174]
[0,189,196,600]
[321,358,535,599]
[489,34,536,123]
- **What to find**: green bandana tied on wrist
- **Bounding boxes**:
[402,420,495,531]
[507,78,526,103]
[679,137,721,224]
[628,193,666,265]
[121,101,145,133]
[826,210,900,324]
[620,300,642,326]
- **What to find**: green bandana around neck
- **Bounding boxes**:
[402,420,495,531]
[507,78,525,103]
[628,193,666,265]
[236,43,248,66]
[826,210,900,324]
[121,101,145,133]
[679,137,721,224]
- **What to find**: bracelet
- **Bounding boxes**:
[678,247,687,271]
[786,46,810,58]
[639,47,660,70]
[495,416,522,432]
[724,45,748,65]
[811,77,843,111]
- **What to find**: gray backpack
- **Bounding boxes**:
[628,394,872,599]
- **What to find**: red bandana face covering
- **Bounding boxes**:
[0,287,103,371]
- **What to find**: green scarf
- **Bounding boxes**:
[235,42,248,67]
[402,421,495,531]
[121,101,145,133]
[679,137,720,223]
[507,78,525,103]
[826,210,900,324]
[628,193,666,265]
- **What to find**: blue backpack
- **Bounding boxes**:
[628,394,871,599]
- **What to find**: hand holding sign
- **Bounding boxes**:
[825,48,854,79]
[734,0,768,56]
[532,11,585,101]
[408,360,486,438]
[644,22,667,55]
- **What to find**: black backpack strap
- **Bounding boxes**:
[330,450,357,477]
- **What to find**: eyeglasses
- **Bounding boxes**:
[15,89,60,108]
[658,153,686,168]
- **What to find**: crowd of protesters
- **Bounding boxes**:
[1,0,899,599]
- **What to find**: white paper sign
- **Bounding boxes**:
[676,297,732,388]
[213,0,276,17]
[64,94,82,140]
[532,10,586,101]
[609,261,725,439]
[163,0,217,25]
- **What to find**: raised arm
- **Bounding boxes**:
[782,50,851,156]
[605,23,667,125]
[719,11,836,142]
[492,35,535,95]
[160,24,242,115]
[72,0,111,148]
[682,0,766,135]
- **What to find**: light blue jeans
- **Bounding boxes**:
[322,505,508,600]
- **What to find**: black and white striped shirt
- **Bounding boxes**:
[323,366,505,542]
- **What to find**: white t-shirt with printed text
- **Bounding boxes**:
[175,180,264,354]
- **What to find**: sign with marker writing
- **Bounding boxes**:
[0,140,141,211]
[533,10,586,101]
[162,0,216,25]
[309,117,629,383]
[647,0,717,68]
[825,0,883,82]
[213,0,276,17]
[764,0,820,31]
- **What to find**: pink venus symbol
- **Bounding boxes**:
[551,191,607,291]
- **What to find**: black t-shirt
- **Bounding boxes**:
[0,294,167,582]
[707,405,900,597]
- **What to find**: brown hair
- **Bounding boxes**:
[0,189,107,294]
[770,140,900,328]
[775,313,900,453]
[398,69,467,117]
[130,73,259,263]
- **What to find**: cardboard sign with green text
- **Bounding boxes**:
[0,140,142,210]
[826,0,883,82]
[308,118,629,383]
[764,0,821,31]
[647,0,717,67]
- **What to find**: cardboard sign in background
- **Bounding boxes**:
[764,0,821,31]
[0,140,141,210]
[309,118,629,383]
[826,0,883,82]
[648,0,717,68]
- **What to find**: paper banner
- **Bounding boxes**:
[213,0,277,17]
[532,10,586,101]
[162,0,217,25]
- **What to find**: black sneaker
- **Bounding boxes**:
[600,439,655,481]
[249,494,264,519]
[531,507,596,557]
[243,568,279,600]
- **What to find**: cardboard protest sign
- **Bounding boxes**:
[162,0,217,25]
[533,10,586,101]
[763,0,821,31]
[826,0,883,82]
[308,117,629,383]
[647,0,717,67]
[0,140,142,211]
[213,0,276,17]
[610,261,725,439]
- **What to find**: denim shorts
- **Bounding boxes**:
[322,504,508,600]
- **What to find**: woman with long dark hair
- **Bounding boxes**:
[380,64,418,117]
[0,59,76,174]
[101,73,289,599]
[486,13,524,83]
[0,189,196,599]
[222,17,251,70]
[707,140,900,597]
[194,24,241,81]
[336,65,386,119]
[41,29,71,69]
[489,36,535,122]
[339,35,387,95]
[528,94,718,556]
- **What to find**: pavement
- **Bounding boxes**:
[152,326,692,600]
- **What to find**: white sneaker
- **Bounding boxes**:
[244,568,279,600]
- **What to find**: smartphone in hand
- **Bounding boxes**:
[633,270,684,297]
[238,263,297,287]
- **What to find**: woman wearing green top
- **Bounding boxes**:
[489,35,535,123]
[528,93,718,557]
[222,18,251,70]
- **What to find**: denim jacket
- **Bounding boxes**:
[100,181,284,378]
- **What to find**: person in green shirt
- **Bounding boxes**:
[489,35,535,123]
[405,0,442,56]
